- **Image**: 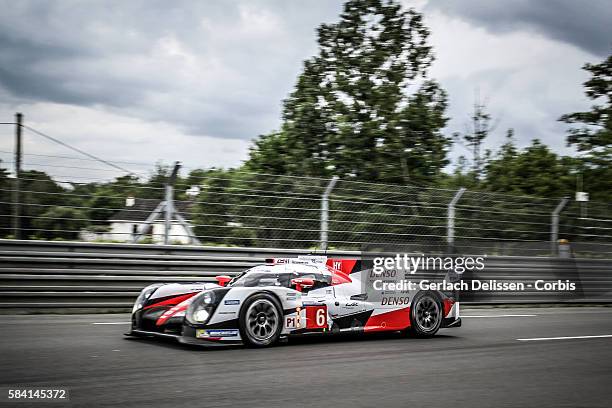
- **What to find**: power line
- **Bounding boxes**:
[0,160,143,174]
[20,124,135,174]
[0,150,155,167]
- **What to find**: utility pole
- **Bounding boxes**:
[164,161,181,245]
[13,113,22,239]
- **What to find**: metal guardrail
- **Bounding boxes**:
[0,239,611,311]
[0,239,358,311]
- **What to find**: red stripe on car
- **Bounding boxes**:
[364,307,411,332]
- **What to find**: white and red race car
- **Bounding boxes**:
[126,256,461,347]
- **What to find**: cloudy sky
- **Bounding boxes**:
[0,0,610,181]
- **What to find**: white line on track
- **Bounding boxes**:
[91,322,130,325]
[517,334,612,341]
[462,314,537,318]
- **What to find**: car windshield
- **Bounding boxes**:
[229,272,294,288]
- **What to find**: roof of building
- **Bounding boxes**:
[109,198,194,222]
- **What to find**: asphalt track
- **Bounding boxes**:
[1,307,611,408]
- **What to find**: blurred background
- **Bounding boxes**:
[0,0,610,255]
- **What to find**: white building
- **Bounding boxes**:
[81,198,197,244]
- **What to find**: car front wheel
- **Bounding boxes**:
[239,293,282,347]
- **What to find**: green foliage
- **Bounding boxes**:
[17,170,66,237]
[559,55,611,152]
[246,0,449,184]
[85,175,141,225]
[484,135,574,198]
[32,206,88,240]
[176,168,208,200]
[191,169,323,248]
[247,132,294,176]
[378,81,450,183]
[191,168,236,245]
[461,97,494,180]
[438,156,479,190]
[143,163,172,200]
[559,54,612,202]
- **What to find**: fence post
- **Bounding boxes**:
[320,176,339,251]
[551,197,569,256]
[447,187,466,253]
[132,201,165,243]
[164,162,181,245]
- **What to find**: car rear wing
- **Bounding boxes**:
[264,255,327,265]
[264,256,361,274]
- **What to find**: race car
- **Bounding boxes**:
[126,256,461,347]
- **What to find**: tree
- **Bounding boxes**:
[143,164,174,200]
[18,170,67,238]
[378,80,449,183]
[33,206,88,240]
[86,174,141,226]
[559,54,612,201]
[463,95,495,180]
[440,155,479,190]
[484,137,573,198]
[482,129,519,193]
[560,55,611,153]
[246,0,449,184]
[191,169,247,246]
[177,168,207,200]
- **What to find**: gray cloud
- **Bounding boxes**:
[0,0,605,174]
[426,0,612,56]
[0,0,345,139]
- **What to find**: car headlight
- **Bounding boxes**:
[132,285,161,313]
[185,290,219,325]
[193,309,210,322]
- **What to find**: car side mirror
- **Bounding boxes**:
[215,275,232,287]
[291,278,314,292]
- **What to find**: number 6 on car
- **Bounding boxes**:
[305,305,327,329]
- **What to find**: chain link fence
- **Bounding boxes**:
[0,166,610,257]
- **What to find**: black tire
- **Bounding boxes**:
[239,293,283,347]
[408,291,442,337]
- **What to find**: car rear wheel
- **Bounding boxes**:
[239,293,282,347]
[408,291,442,337]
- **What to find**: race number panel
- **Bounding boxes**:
[305,305,327,329]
